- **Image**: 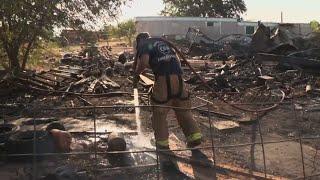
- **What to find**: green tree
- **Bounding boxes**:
[0,41,8,70]
[310,20,320,32]
[104,25,121,39]
[0,0,129,73]
[116,20,136,46]
[104,20,136,45]
[81,30,99,44]
[161,0,246,18]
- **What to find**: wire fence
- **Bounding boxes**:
[2,97,320,180]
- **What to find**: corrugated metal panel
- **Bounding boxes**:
[135,16,237,22]
[221,22,244,35]
[135,16,312,39]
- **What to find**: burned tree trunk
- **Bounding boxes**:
[21,39,35,70]
[7,47,21,73]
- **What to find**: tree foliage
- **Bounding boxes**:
[105,20,136,45]
[104,25,121,39]
[310,20,320,32]
[0,0,129,73]
[117,20,136,46]
[161,0,247,18]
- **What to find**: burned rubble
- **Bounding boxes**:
[178,23,320,99]
[0,45,129,98]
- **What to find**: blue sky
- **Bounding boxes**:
[119,0,320,23]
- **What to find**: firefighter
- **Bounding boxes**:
[133,32,202,150]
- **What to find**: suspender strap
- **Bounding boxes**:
[166,75,172,100]
[176,75,183,98]
[177,75,191,101]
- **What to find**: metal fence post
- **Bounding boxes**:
[292,99,306,179]
[256,113,267,178]
[32,107,37,180]
[93,106,98,180]
[206,102,216,166]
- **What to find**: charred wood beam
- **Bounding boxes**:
[88,79,99,93]
[139,74,154,86]
[58,65,86,71]
[62,82,74,98]
[0,103,22,108]
[256,53,320,70]
[77,96,93,106]
[100,76,120,88]
[26,76,57,88]
[46,70,78,80]
[51,68,80,75]
[34,73,61,84]
[17,77,53,90]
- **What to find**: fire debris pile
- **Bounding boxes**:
[0,45,136,96]
[177,27,252,60]
[182,23,320,99]
[178,23,320,61]
[251,22,320,56]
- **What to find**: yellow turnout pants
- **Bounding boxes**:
[151,74,202,148]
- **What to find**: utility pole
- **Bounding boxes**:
[281,11,283,23]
